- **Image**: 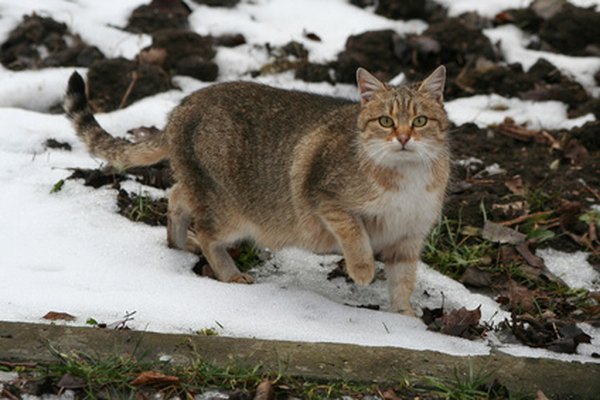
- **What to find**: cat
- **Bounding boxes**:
[64,65,449,316]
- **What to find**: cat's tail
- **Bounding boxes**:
[63,71,169,170]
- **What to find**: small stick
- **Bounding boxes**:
[499,211,554,227]
[118,71,139,109]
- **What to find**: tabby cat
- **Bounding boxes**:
[64,66,449,315]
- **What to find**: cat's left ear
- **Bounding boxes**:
[418,65,446,102]
[356,68,387,106]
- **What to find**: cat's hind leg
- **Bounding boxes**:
[194,216,254,283]
[167,183,201,253]
[194,231,255,284]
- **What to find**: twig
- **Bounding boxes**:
[499,211,554,227]
[118,71,139,109]
[1,388,19,400]
[580,179,600,202]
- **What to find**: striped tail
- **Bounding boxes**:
[63,72,169,170]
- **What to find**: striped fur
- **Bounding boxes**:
[63,72,168,170]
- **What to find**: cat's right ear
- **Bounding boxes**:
[356,68,386,106]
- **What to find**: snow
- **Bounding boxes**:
[445,94,595,130]
[538,249,600,291]
[438,0,598,17]
[0,0,599,364]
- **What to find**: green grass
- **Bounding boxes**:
[127,192,155,223]
[424,360,514,400]
[7,346,521,399]
[423,216,495,279]
[231,240,264,272]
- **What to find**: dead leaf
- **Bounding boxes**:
[137,47,167,67]
[563,139,588,166]
[492,201,528,216]
[460,266,494,288]
[439,306,482,338]
[303,31,321,42]
[504,175,527,196]
[380,388,402,400]
[254,380,275,400]
[535,389,550,400]
[42,311,76,321]
[57,373,87,389]
[483,221,526,244]
[515,243,545,268]
[130,371,179,387]
[507,281,535,313]
[495,117,538,142]
[421,306,444,326]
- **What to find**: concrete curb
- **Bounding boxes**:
[1,321,598,398]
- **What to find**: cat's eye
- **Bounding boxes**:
[412,116,428,127]
[378,116,394,128]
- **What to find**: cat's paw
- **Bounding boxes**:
[391,305,416,317]
[389,298,416,316]
[228,273,255,284]
[347,262,375,286]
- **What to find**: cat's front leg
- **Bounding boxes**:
[318,203,375,285]
[381,238,423,316]
[385,261,417,316]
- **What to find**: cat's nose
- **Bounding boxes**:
[397,134,411,147]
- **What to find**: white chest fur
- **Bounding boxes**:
[360,167,442,252]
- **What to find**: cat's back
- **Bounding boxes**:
[176,81,354,135]
[166,80,358,219]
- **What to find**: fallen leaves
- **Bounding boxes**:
[482,221,526,245]
[423,304,485,339]
[130,371,179,387]
[508,314,591,353]
[42,311,76,321]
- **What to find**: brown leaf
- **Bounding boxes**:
[254,380,275,400]
[482,221,526,244]
[440,306,482,338]
[535,389,550,400]
[42,311,76,321]
[130,371,179,387]
[504,175,527,196]
[515,243,545,268]
[303,31,321,42]
[563,138,588,166]
[495,117,538,142]
[492,201,528,217]
[507,281,535,313]
[137,47,167,67]
[381,388,402,400]
[57,373,86,389]
[421,306,444,326]
[460,266,494,288]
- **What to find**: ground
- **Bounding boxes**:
[0,0,599,398]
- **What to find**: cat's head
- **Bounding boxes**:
[356,66,449,167]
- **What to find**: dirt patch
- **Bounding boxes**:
[447,121,600,247]
[333,16,498,86]
[147,29,218,81]
[126,0,192,33]
[498,2,600,57]
[0,14,104,70]
[190,0,240,7]
[87,58,173,112]
[373,0,447,22]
